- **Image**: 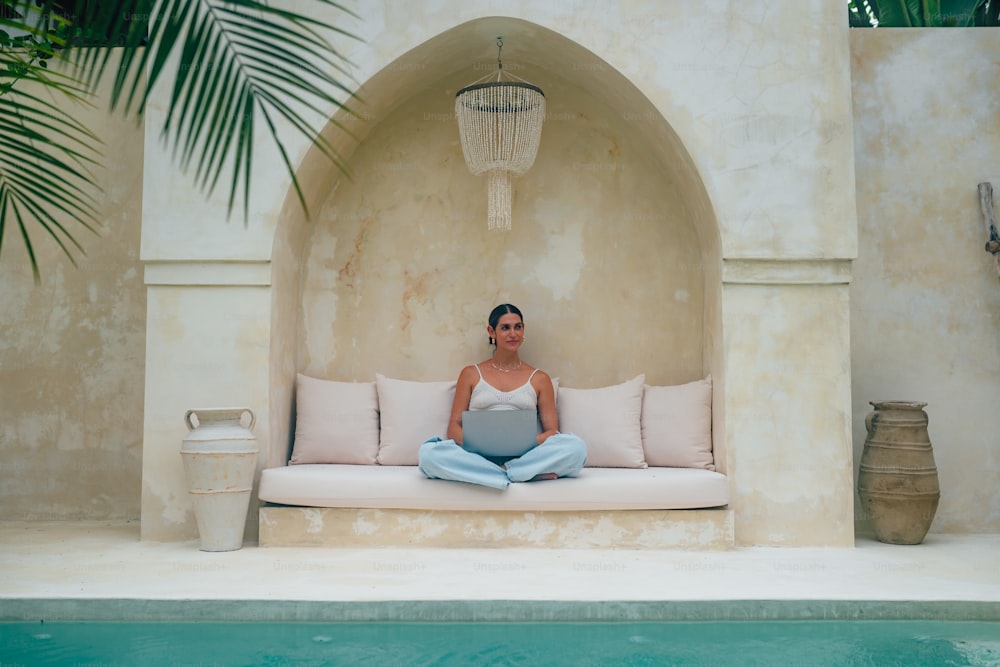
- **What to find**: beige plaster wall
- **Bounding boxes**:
[297,70,705,390]
[724,276,855,545]
[850,29,1000,533]
[140,1,858,546]
[141,283,271,541]
[0,53,146,520]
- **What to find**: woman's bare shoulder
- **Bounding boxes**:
[530,368,553,387]
[457,364,483,382]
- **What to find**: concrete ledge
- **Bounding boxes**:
[722,258,852,285]
[258,506,734,549]
[143,260,271,286]
[6,599,1000,622]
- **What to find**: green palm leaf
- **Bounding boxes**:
[107,0,360,216]
[0,52,102,282]
[1,0,359,281]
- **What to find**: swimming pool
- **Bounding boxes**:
[3,619,999,666]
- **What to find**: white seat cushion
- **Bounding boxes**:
[259,464,729,511]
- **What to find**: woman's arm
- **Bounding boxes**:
[533,370,559,445]
[446,365,478,444]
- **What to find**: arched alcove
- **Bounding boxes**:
[268,16,723,471]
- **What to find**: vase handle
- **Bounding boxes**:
[865,411,876,434]
[242,408,256,432]
[184,410,198,431]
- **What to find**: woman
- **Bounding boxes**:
[418,304,587,489]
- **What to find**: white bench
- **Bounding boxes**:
[261,373,729,548]
[258,464,732,549]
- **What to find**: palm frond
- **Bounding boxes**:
[1,0,360,280]
[78,0,361,220]
[139,0,360,218]
[0,54,102,282]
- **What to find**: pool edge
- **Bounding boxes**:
[3,599,1000,623]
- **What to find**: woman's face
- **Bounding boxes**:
[490,313,524,352]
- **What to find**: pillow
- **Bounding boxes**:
[641,375,714,470]
[557,374,646,468]
[376,374,456,465]
[290,374,379,465]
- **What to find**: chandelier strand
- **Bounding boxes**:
[455,39,545,231]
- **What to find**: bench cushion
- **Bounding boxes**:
[258,464,729,511]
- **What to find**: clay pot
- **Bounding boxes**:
[180,408,258,551]
[857,401,940,545]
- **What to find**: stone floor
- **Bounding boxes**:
[1,521,999,621]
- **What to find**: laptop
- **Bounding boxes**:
[462,409,539,459]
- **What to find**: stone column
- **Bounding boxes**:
[723,259,855,547]
[140,261,272,541]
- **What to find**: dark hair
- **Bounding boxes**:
[487,303,523,346]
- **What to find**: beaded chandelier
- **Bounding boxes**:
[455,38,545,231]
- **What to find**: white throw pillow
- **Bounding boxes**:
[289,374,379,465]
[557,374,646,468]
[376,374,456,465]
[641,375,714,470]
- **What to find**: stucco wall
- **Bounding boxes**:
[137,1,858,546]
[10,9,996,544]
[0,53,146,520]
[297,70,705,390]
[850,29,1000,533]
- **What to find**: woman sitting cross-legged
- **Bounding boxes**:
[418,303,587,490]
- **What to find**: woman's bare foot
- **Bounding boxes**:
[528,473,558,482]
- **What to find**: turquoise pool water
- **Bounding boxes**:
[2,620,999,666]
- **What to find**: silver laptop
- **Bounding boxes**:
[462,409,539,459]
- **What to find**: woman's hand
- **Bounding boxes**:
[536,429,558,446]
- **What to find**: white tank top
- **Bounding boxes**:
[468,365,539,411]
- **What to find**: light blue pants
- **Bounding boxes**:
[418,433,587,490]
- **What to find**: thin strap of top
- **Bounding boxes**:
[469,365,540,411]
[473,364,539,382]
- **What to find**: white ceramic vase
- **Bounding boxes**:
[180,407,258,551]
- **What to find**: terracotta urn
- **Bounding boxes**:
[857,401,940,545]
[180,408,258,551]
